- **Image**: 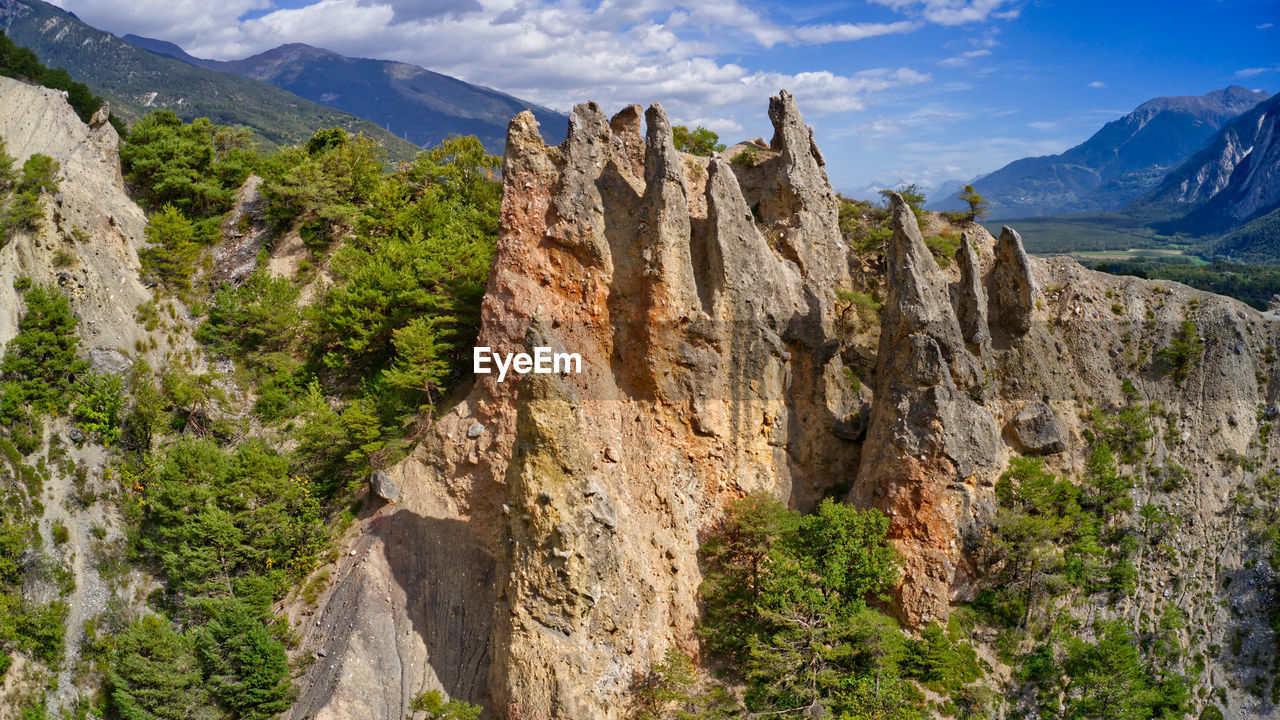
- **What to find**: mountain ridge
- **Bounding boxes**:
[930,85,1269,218]
[1137,92,1280,237]
[122,34,570,153]
[0,0,421,157]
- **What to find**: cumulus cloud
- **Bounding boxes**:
[47,0,1029,190]
[48,0,955,130]
[1257,23,1273,30]
[1088,80,1106,88]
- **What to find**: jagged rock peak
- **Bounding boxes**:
[955,232,989,345]
[643,103,686,193]
[883,192,965,355]
[768,89,824,167]
[993,225,1038,335]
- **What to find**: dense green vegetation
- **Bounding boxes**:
[0,93,502,714]
[1,29,108,125]
[0,286,79,712]
[1,283,88,454]
[653,495,983,718]
[983,213,1168,254]
[970,393,1194,720]
[0,138,59,248]
[1212,207,1280,263]
[198,129,500,493]
[1083,259,1280,310]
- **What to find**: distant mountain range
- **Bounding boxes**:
[123,36,568,154]
[931,86,1269,218]
[0,0,418,157]
[0,0,565,159]
[1138,93,1280,237]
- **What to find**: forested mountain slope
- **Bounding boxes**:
[0,0,419,156]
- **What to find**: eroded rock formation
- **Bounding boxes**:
[287,89,1280,719]
[286,91,863,720]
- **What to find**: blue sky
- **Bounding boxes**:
[51,0,1279,197]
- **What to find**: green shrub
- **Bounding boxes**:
[697,494,944,717]
[139,205,200,292]
[190,596,291,720]
[16,600,68,666]
[109,616,211,720]
[729,146,759,167]
[879,183,927,222]
[120,111,254,218]
[671,125,725,156]
[0,141,59,246]
[73,371,125,445]
[1157,318,1203,386]
[138,437,324,601]
[408,690,483,719]
[0,284,86,418]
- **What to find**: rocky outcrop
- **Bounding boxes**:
[287,88,1280,719]
[851,195,1000,625]
[0,75,152,354]
[992,225,1037,336]
[212,174,269,286]
[285,91,862,720]
[1011,401,1067,455]
[955,232,988,345]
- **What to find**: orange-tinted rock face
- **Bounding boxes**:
[482,95,864,719]
[285,90,1280,720]
[285,92,868,720]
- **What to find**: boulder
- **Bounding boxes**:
[368,470,399,503]
[1012,401,1067,455]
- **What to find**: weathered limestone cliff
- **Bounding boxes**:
[286,91,865,719]
[0,75,174,717]
[0,75,151,354]
[289,91,1280,719]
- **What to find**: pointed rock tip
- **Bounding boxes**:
[767,89,806,151]
[999,225,1024,249]
[610,104,643,132]
[645,103,672,135]
[566,101,610,142]
[507,110,543,145]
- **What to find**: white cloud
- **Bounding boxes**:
[1088,80,1106,88]
[48,0,1032,189]
[870,0,1020,26]
[1235,66,1279,78]
[855,107,967,134]
[1258,23,1274,30]
[938,48,992,67]
[789,20,919,45]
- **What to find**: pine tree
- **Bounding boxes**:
[958,185,988,222]
[140,204,199,291]
[110,617,214,720]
